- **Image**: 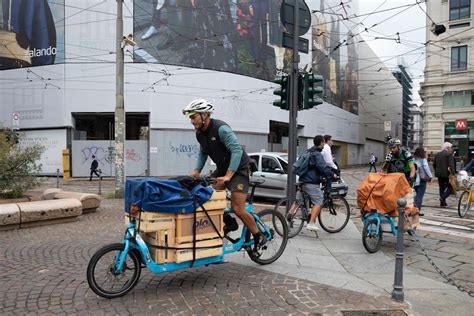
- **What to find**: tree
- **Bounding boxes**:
[0,130,44,198]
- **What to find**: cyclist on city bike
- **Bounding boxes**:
[182,99,267,251]
[383,137,416,186]
[298,135,334,232]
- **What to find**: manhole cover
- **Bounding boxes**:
[342,311,408,316]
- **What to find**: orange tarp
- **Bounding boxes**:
[357,173,413,215]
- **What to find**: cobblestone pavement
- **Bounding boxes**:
[342,168,474,295]
[0,199,407,315]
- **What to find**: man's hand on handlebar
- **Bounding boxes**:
[190,170,201,178]
[216,176,231,188]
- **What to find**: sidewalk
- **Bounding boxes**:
[228,220,473,315]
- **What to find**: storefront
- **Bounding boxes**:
[445,119,474,162]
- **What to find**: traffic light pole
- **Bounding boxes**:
[287,0,300,207]
[115,0,126,198]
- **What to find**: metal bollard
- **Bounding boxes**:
[56,169,60,188]
[98,169,102,195]
[392,197,407,302]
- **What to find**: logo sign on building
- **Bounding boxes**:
[12,112,20,129]
[455,119,467,130]
[384,121,392,132]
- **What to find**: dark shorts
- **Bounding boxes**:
[226,168,250,193]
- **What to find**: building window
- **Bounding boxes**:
[451,46,468,71]
[450,0,471,20]
[443,90,474,107]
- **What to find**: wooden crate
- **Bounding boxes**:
[196,190,227,211]
[143,233,222,264]
[176,210,224,244]
[126,212,175,232]
[175,238,223,263]
[141,230,176,264]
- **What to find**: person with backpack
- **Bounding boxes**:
[182,99,266,251]
[295,135,333,232]
[413,147,433,216]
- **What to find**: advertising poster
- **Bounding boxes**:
[134,0,358,114]
[0,0,65,70]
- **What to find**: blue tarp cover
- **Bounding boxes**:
[124,178,214,214]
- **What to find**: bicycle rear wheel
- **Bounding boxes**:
[362,219,383,253]
[248,209,288,265]
[318,196,350,233]
[87,243,142,299]
[274,198,305,238]
[458,191,471,218]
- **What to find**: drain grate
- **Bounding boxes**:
[342,310,408,316]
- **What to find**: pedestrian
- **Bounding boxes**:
[298,135,333,232]
[182,99,266,251]
[89,155,100,181]
[413,147,433,216]
[382,138,416,185]
[433,142,455,207]
[369,153,377,172]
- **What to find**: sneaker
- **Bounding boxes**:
[141,26,159,40]
[306,222,320,232]
[253,233,267,252]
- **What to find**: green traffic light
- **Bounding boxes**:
[303,73,324,110]
[273,75,290,111]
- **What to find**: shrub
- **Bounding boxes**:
[0,131,44,198]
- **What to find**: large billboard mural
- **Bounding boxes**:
[134,0,358,114]
[0,0,65,70]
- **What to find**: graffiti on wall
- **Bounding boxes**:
[169,142,199,158]
[72,141,147,177]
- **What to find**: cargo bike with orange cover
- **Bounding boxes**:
[357,173,420,253]
[86,177,288,298]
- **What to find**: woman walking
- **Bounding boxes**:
[414,147,433,216]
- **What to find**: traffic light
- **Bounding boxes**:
[273,75,289,110]
[303,73,324,110]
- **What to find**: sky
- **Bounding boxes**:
[357,0,427,105]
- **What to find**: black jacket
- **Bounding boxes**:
[433,150,455,178]
[196,119,249,177]
[91,159,98,170]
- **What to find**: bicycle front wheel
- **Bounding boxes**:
[248,209,288,265]
[274,198,305,238]
[458,191,472,218]
[318,196,350,233]
[87,243,142,299]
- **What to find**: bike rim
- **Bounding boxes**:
[275,199,304,237]
[92,249,138,295]
[320,201,348,231]
[255,212,287,261]
[365,222,380,249]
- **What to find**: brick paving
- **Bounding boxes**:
[0,199,407,315]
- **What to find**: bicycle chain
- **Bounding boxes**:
[404,214,474,297]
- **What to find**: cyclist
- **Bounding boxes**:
[299,135,333,232]
[382,137,416,186]
[182,99,266,250]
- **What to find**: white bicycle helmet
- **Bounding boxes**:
[182,99,214,117]
[387,138,401,149]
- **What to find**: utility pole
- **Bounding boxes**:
[287,0,300,206]
[115,0,126,198]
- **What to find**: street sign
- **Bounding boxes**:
[455,119,467,130]
[12,112,20,130]
[282,33,309,53]
[281,0,311,36]
[384,121,391,132]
